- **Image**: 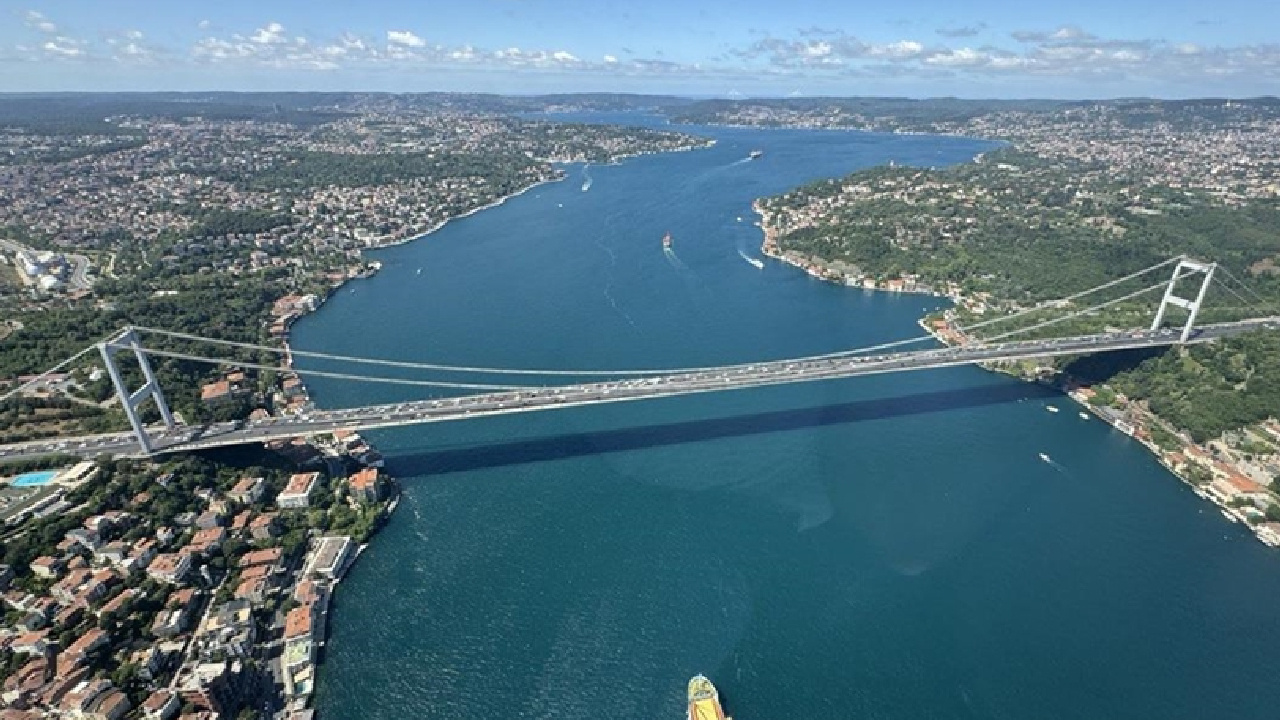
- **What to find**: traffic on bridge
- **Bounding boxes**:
[1,317,1273,461]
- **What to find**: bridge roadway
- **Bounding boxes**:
[2,318,1275,461]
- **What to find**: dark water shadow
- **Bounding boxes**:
[387,382,1056,477]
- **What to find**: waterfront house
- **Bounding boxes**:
[303,536,354,580]
[277,472,320,509]
[348,468,382,503]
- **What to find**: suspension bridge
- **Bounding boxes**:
[1,256,1276,461]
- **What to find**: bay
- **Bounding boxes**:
[293,119,1280,720]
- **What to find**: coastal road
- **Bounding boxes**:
[1,317,1276,461]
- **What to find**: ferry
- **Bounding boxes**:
[688,675,730,720]
[663,231,673,250]
[748,150,763,159]
[1046,405,1060,413]
[1039,453,1052,464]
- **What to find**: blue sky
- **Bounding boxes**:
[3,0,1279,97]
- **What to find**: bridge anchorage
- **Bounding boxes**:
[0,254,1274,461]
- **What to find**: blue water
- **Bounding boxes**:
[11,470,57,487]
[294,119,1280,720]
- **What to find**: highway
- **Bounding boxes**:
[1,317,1275,461]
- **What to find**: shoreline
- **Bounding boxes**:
[279,137,714,715]
[756,195,1280,550]
[363,173,566,251]
[361,139,715,253]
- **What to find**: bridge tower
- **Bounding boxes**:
[98,327,175,454]
[1151,258,1217,343]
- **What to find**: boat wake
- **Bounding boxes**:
[602,282,636,327]
[664,246,688,271]
[1039,453,1070,476]
[738,248,764,269]
[581,163,593,192]
[593,235,635,327]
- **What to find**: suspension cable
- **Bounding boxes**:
[955,255,1184,335]
[136,348,537,391]
[1211,277,1262,314]
[130,256,1188,379]
[1215,265,1277,314]
[982,278,1174,343]
[0,328,127,404]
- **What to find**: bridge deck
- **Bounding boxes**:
[1,318,1274,461]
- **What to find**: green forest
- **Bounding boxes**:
[769,148,1280,442]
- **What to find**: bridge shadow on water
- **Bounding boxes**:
[387,382,1056,477]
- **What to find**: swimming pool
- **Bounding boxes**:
[10,470,58,488]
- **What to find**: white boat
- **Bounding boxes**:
[1046,405,1060,413]
[746,257,764,269]
[1039,453,1052,463]
[1079,412,1089,420]
[415,268,422,275]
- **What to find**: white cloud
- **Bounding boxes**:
[721,26,1280,85]
[43,38,84,58]
[24,10,58,34]
[551,50,578,63]
[925,47,987,66]
[387,30,426,48]
[877,40,925,58]
[804,42,832,58]
[197,19,212,30]
[603,54,618,63]
[250,22,287,45]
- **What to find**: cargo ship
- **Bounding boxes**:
[688,675,730,720]
[663,231,673,250]
[748,150,763,159]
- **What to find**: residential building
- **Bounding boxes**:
[348,468,382,503]
[141,690,179,720]
[28,556,64,580]
[146,553,191,585]
[228,476,264,505]
[303,535,354,580]
[277,472,320,509]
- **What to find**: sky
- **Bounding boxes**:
[2,0,1279,98]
